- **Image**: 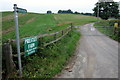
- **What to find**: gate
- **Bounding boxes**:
[79,23,120,37]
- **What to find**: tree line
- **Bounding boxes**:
[47,2,120,20]
[47,9,93,16]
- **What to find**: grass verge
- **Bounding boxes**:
[9,29,80,78]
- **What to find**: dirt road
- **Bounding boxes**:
[57,23,118,78]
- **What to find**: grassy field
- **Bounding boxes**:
[2,12,99,42]
[54,14,100,25]
[2,12,100,78]
[94,20,120,42]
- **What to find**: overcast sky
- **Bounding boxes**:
[0,0,119,13]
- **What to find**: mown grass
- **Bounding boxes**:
[3,14,56,42]
[2,12,100,42]
[54,14,100,26]
[94,19,120,42]
[2,14,35,30]
[2,11,13,17]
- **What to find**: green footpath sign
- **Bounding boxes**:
[24,36,38,56]
[17,8,27,13]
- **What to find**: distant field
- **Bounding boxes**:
[2,12,99,42]
[54,14,99,25]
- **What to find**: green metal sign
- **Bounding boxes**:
[24,36,38,56]
[17,8,27,13]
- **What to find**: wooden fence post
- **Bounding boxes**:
[114,27,117,35]
[54,34,56,40]
[3,43,15,75]
[71,23,73,30]
[62,30,64,35]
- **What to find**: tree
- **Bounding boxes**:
[93,2,119,20]
[58,10,62,13]
[47,11,52,14]
[74,11,80,14]
[67,9,73,14]
[58,9,73,14]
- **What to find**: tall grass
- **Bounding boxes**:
[9,29,80,78]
